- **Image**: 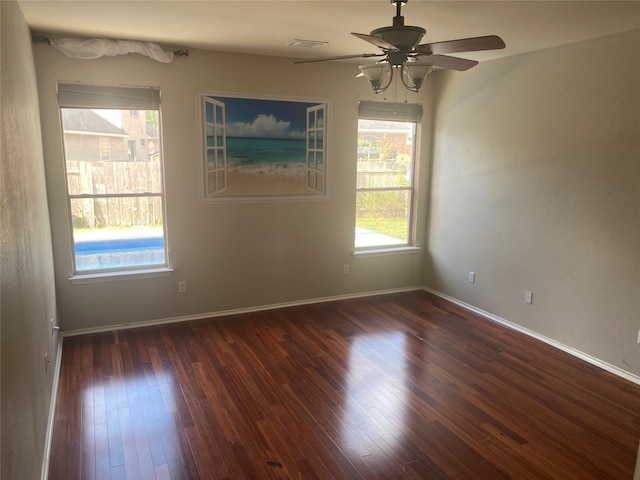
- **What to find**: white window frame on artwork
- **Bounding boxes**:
[198,92,330,204]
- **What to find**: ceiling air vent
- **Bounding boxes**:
[287,39,328,49]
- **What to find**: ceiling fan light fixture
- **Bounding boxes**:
[293,0,505,95]
[401,62,433,92]
[370,26,425,51]
[359,63,393,94]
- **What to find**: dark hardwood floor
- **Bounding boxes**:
[48,290,640,479]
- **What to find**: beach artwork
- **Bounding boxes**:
[201,94,327,200]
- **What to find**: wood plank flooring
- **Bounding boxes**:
[48,290,640,479]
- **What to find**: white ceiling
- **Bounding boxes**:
[17,1,640,65]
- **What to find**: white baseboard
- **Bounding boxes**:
[423,287,640,387]
[41,335,63,480]
[61,286,424,338]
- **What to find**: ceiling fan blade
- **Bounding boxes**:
[416,35,506,56]
[293,53,385,64]
[418,54,478,71]
[351,32,399,52]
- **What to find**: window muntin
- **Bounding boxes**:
[305,104,326,194]
[59,84,167,274]
[355,119,417,249]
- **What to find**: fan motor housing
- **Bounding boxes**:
[370,25,426,51]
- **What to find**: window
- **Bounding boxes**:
[355,102,421,250]
[58,83,168,274]
[128,140,136,161]
[99,137,110,160]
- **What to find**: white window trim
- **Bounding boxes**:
[58,82,169,276]
[354,104,422,252]
[69,267,174,285]
[352,246,420,258]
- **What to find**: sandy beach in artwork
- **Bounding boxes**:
[221,164,313,197]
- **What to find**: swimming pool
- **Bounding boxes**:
[74,236,165,271]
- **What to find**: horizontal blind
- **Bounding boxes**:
[358,101,422,122]
[57,83,161,109]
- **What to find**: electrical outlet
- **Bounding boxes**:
[343,264,350,274]
[525,290,533,304]
[468,272,475,283]
[178,281,187,293]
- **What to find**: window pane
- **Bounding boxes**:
[62,109,162,195]
[206,102,214,123]
[355,190,410,247]
[61,106,167,273]
[70,197,165,272]
[355,118,416,249]
[208,172,217,194]
[357,169,410,189]
[217,172,226,190]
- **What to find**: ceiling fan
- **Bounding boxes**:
[294,0,506,93]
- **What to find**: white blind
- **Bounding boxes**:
[358,101,422,122]
[57,83,161,109]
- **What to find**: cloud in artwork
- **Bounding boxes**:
[227,114,305,139]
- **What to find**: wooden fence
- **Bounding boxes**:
[67,160,163,229]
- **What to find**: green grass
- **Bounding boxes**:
[356,217,408,241]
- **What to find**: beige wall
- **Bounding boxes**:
[0,2,60,479]
[34,42,429,332]
[425,29,640,376]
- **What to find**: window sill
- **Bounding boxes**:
[69,267,174,285]
[352,246,420,258]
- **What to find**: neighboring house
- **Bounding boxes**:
[357,119,413,168]
[62,109,159,163]
[61,109,129,162]
[358,120,413,175]
[119,109,159,161]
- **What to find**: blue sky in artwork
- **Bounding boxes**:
[211,96,319,139]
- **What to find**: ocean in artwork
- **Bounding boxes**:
[226,137,307,176]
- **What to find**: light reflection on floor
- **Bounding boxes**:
[81,372,178,477]
[343,331,408,459]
